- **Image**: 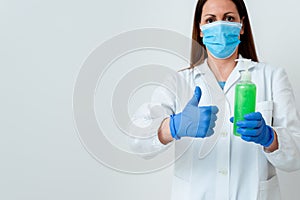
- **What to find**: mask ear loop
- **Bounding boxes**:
[240,16,244,35]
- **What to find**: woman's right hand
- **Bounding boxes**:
[169,86,218,140]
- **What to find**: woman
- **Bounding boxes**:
[131,0,300,199]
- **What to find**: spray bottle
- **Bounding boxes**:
[233,59,256,136]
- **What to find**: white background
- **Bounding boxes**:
[1,0,300,199]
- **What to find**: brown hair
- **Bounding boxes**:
[190,0,258,68]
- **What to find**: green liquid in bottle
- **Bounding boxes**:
[233,76,256,136]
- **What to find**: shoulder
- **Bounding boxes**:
[177,62,206,79]
[252,62,290,90]
[253,61,286,75]
[177,66,194,77]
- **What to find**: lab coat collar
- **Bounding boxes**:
[193,55,256,82]
[192,60,208,79]
[192,55,257,92]
[193,55,256,78]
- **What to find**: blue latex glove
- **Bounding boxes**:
[169,86,219,140]
[230,112,274,147]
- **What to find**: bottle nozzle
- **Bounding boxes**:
[235,58,252,81]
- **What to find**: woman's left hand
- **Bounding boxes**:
[230,112,274,147]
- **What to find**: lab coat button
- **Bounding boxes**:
[221,132,228,137]
[218,169,228,175]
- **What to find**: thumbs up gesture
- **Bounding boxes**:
[169,86,219,140]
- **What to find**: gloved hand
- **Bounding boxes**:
[230,112,274,147]
[169,86,218,140]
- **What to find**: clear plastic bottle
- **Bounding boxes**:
[233,59,256,136]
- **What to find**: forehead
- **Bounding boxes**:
[202,0,238,14]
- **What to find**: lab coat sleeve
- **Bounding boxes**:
[264,67,300,171]
[128,75,178,159]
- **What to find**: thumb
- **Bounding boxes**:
[188,86,202,106]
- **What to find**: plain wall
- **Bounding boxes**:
[1,0,299,200]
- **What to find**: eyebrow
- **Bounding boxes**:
[204,12,236,17]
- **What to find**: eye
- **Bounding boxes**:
[224,16,235,22]
[205,18,215,24]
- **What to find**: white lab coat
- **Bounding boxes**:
[130,58,300,200]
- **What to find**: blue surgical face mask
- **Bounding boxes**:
[200,21,242,59]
